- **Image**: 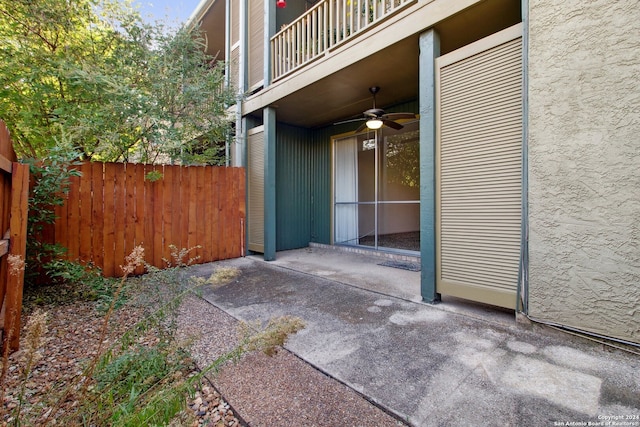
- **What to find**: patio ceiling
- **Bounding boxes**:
[194,0,521,129]
[268,36,421,129]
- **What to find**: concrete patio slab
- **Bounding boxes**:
[186,247,640,426]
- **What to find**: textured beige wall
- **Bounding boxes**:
[527,0,640,343]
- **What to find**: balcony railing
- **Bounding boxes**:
[271,0,414,81]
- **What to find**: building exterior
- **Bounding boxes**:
[188,0,639,345]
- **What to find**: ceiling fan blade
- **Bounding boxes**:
[383,112,416,120]
[382,119,404,130]
[364,108,385,118]
[334,118,365,126]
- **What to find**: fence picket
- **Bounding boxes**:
[232,168,242,256]
[55,189,69,261]
[222,167,232,259]
[202,167,213,262]
[170,164,183,265]
[133,164,146,275]
[162,165,174,264]
[66,174,81,261]
[143,166,154,268]
[151,165,164,269]
[34,162,245,278]
[79,164,93,263]
[210,167,220,260]
[102,163,117,277]
[195,166,206,262]
[124,164,136,268]
[236,168,244,255]
[91,163,105,270]
[0,160,9,307]
[5,163,29,351]
[114,165,126,274]
[0,123,29,352]
[187,167,198,254]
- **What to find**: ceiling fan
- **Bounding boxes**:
[336,86,417,132]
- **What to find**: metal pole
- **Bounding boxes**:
[374,129,379,249]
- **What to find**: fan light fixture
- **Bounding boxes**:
[366,118,383,130]
[333,86,417,132]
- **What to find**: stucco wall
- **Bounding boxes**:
[527,0,640,343]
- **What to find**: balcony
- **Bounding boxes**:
[271,0,415,81]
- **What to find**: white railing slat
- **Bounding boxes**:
[270,0,413,80]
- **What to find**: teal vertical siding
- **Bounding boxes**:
[276,124,310,250]
[275,124,331,250]
[272,99,417,252]
[387,99,419,115]
[276,124,331,251]
[308,128,332,245]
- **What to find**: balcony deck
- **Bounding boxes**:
[271,0,415,81]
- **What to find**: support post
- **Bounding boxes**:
[232,0,248,168]
[419,29,441,303]
[263,107,277,261]
[224,0,232,166]
[4,163,29,352]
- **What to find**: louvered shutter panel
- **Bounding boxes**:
[229,0,240,90]
[436,26,523,309]
[231,0,239,44]
[248,1,264,90]
[248,127,265,253]
[229,47,240,91]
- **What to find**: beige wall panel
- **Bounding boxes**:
[230,0,239,44]
[437,26,523,310]
[229,47,240,91]
[248,1,264,90]
[527,0,640,343]
[247,127,265,253]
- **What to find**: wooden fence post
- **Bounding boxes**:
[4,163,29,352]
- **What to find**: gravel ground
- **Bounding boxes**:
[1,283,240,426]
[2,278,405,426]
[177,295,407,427]
[1,300,146,424]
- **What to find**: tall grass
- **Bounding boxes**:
[0,245,305,426]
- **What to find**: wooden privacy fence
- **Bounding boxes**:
[0,121,30,352]
[44,162,245,277]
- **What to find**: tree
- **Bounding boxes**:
[0,0,235,164]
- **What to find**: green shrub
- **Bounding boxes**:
[24,143,82,286]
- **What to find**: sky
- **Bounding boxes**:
[129,0,203,27]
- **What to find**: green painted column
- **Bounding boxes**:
[419,29,441,303]
[264,107,277,261]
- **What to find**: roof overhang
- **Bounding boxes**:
[188,0,226,60]
[241,0,520,129]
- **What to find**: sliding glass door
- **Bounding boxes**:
[333,121,420,253]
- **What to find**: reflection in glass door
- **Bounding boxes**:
[333,121,420,253]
